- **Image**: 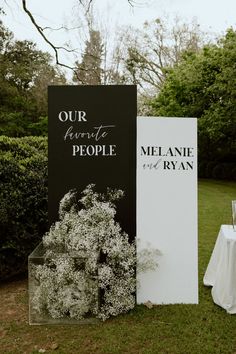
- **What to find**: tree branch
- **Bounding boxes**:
[42,25,82,32]
[127,0,148,7]
[78,0,93,14]
[22,0,78,75]
[21,0,146,80]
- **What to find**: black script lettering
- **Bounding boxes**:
[143,159,162,170]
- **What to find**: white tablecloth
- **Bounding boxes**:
[203,225,236,314]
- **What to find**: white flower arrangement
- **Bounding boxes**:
[30,184,159,322]
[31,184,137,321]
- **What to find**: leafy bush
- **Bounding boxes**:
[212,164,226,179]
[212,163,235,180]
[232,167,236,181]
[199,161,236,180]
[198,161,208,178]
[0,136,48,280]
[205,161,217,179]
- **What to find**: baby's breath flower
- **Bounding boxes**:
[31,184,138,321]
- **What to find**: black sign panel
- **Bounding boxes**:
[48,85,137,239]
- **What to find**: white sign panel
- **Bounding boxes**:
[137,117,198,304]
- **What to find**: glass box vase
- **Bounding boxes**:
[28,243,99,325]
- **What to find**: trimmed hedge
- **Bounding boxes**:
[0,136,48,280]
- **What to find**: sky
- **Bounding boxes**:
[2,0,236,76]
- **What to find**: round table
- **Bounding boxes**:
[204,225,236,313]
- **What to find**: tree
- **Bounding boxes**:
[20,1,204,92]
[0,21,66,136]
[20,0,147,78]
[73,29,103,84]
[123,17,206,94]
[151,28,236,166]
[72,2,127,86]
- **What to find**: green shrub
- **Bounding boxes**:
[232,167,236,181]
[223,164,234,180]
[212,163,235,180]
[205,161,217,179]
[198,161,208,178]
[0,136,48,280]
[212,164,226,179]
[199,160,236,180]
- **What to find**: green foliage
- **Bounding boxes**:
[0,21,66,137]
[124,17,205,93]
[198,161,236,180]
[0,136,48,280]
[151,28,236,173]
[73,29,103,85]
[28,116,48,136]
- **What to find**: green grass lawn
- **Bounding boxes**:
[1,179,236,354]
